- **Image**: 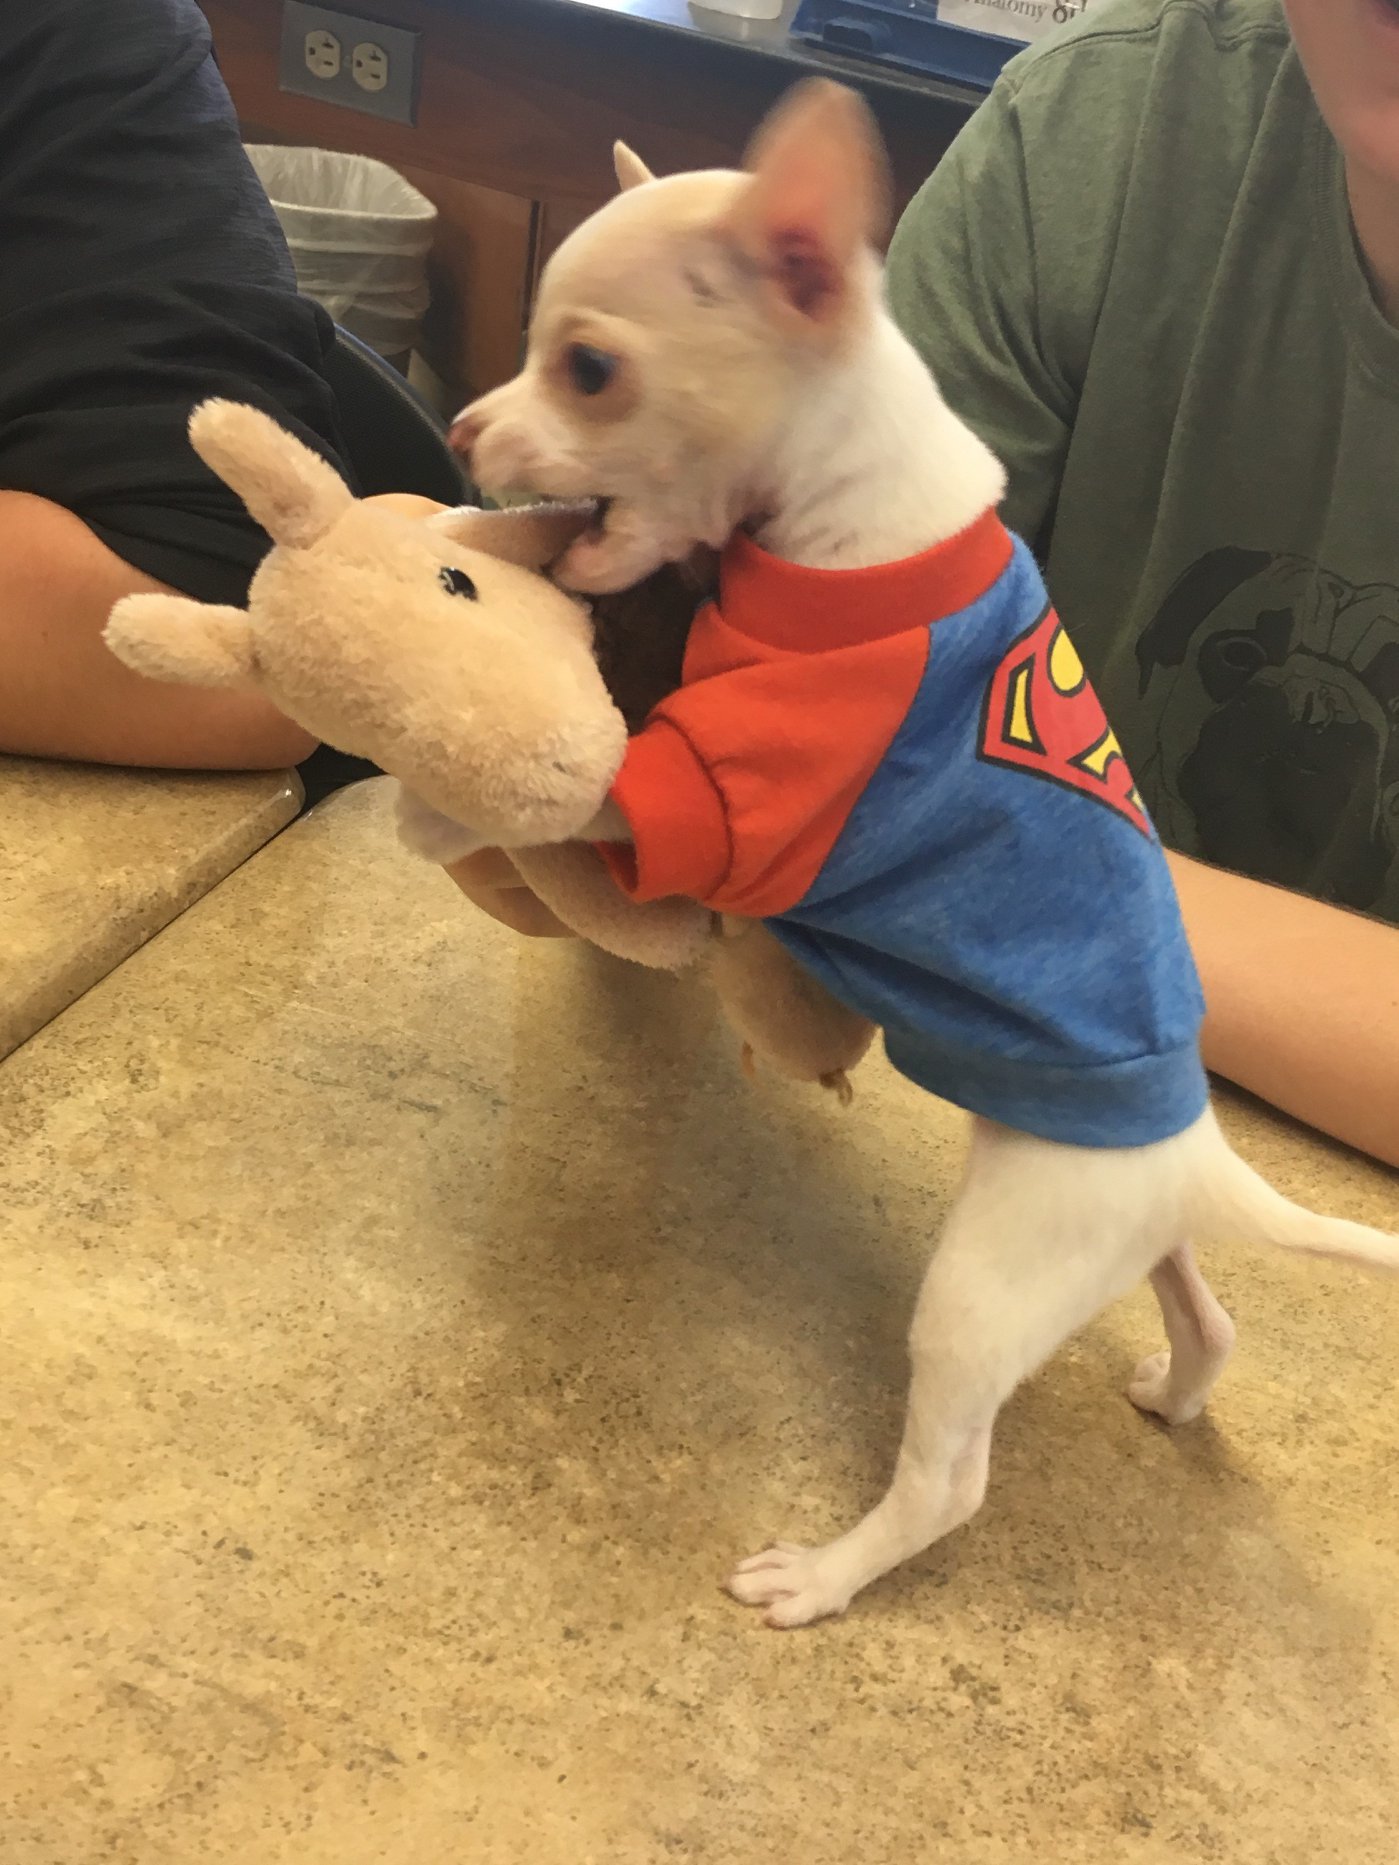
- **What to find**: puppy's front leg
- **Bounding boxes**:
[554,501,690,595]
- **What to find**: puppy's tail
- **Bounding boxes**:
[1195,1122,1399,1272]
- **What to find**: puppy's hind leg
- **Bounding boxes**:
[1128,1243,1235,1426]
[727,1122,1164,1629]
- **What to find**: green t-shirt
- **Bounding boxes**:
[886,0,1399,923]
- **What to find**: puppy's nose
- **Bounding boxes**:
[447,408,483,459]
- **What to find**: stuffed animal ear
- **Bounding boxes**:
[105,594,257,688]
[188,399,352,548]
[722,79,890,329]
[613,141,655,192]
[429,502,595,572]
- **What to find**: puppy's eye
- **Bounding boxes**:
[438,565,478,600]
[566,343,618,397]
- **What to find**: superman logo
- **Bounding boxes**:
[978,606,1153,838]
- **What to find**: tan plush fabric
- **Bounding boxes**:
[104,398,868,1078]
[106,401,704,967]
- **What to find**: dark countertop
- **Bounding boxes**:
[520,0,985,111]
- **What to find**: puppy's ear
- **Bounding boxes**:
[105,595,258,688]
[429,502,595,571]
[613,141,655,192]
[722,79,890,330]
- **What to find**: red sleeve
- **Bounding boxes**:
[599,624,929,918]
[603,715,731,903]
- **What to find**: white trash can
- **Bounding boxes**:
[246,146,436,372]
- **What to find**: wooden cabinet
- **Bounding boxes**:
[203,0,976,397]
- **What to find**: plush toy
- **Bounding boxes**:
[104,399,874,1094]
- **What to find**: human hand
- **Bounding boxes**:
[443,847,576,938]
[394,783,484,866]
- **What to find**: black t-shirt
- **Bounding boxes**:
[0,0,352,605]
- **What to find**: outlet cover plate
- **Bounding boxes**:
[279,2,420,126]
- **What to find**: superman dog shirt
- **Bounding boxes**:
[600,511,1208,1148]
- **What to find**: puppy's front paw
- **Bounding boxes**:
[555,531,651,595]
[555,504,678,594]
[726,1543,853,1630]
[393,786,483,866]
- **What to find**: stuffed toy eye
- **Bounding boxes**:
[438,565,478,600]
[566,344,617,397]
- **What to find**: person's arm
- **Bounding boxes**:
[0,0,378,770]
[0,492,315,768]
[0,492,449,769]
[1169,852,1399,1168]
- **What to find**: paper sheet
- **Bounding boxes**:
[936,0,1090,46]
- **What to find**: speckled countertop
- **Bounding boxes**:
[1,778,1395,1863]
[0,753,300,1061]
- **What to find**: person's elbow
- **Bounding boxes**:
[195,692,319,771]
[73,679,322,772]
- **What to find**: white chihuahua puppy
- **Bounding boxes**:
[450,82,1397,1628]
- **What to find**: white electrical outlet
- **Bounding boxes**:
[303,27,341,78]
[351,41,389,92]
[281,4,420,124]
